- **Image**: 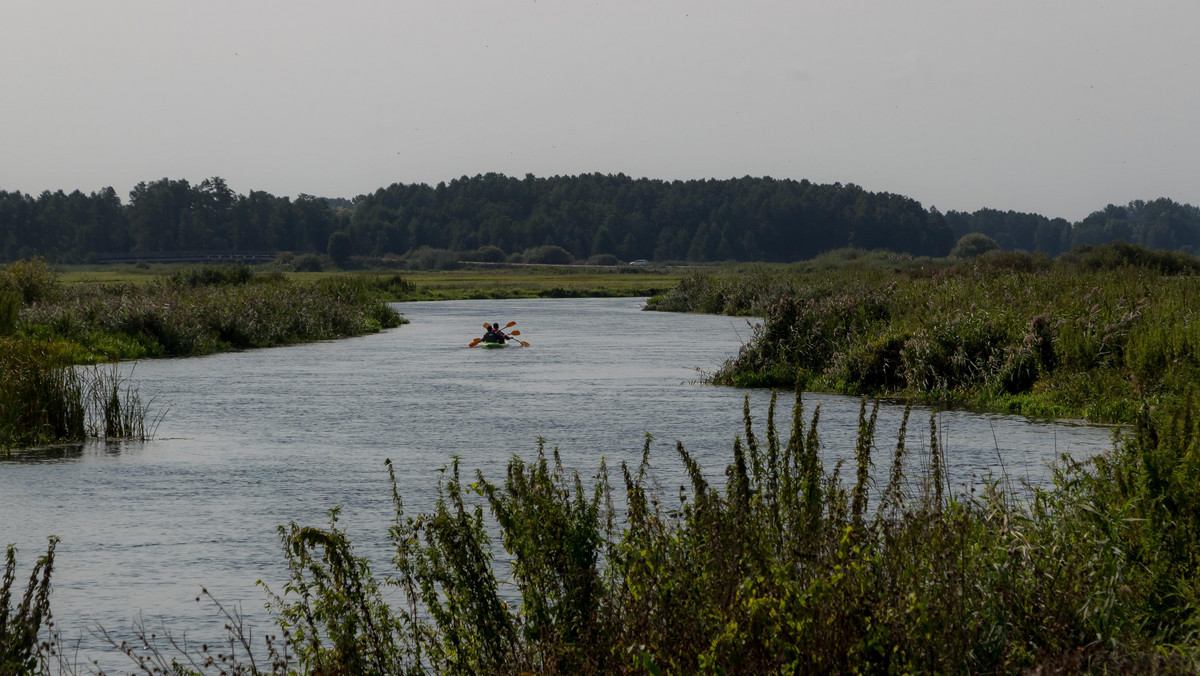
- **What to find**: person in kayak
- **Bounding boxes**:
[483,322,507,344]
[490,322,508,343]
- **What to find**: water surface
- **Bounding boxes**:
[1,297,1117,662]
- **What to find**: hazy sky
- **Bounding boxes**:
[3,1,1197,221]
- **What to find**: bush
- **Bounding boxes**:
[949,233,1001,259]
[167,264,254,288]
[328,231,353,268]
[1060,241,1200,274]
[461,245,508,263]
[406,246,461,270]
[587,254,620,266]
[667,250,1200,423]
[522,245,574,265]
[1,539,57,675]
[0,257,60,305]
[293,253,323,272]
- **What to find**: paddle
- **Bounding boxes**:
[468,322,491,347]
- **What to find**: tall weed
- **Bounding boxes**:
[1,539,57,676]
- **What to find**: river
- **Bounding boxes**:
[1,297,1117,667]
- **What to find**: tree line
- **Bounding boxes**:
[2,172,1198,264]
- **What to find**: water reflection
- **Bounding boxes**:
[1,439,149,464]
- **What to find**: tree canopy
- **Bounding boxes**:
[2,173,1197,264]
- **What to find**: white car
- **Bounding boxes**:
[629,259,649,266]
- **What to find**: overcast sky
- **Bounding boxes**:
[3,1,1197,221]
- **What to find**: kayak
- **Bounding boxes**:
[479,341,508,348]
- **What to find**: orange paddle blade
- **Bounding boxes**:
[504,321,517,328]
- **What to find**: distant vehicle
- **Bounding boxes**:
[629,259,649,266]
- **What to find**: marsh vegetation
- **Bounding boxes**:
[0,258,402,451]
[649,243,1200,424]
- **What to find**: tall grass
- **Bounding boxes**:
[19,390,1200,673]
[0,339,85,450]
[18,274,405,361]
[654,245,1200,424]
[0,342,160,451]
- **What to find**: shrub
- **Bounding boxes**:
[587,254,620,266]
[167,264,254,288]
[328,231,353,268]
[293,253,323,272]
[0,257,60,305]
[683,251,1200,423]
[461,245,507,263]
[949,232,1001,259]
[1060,241,1200,274]
[406,246,460,271]
[522,245,574,265]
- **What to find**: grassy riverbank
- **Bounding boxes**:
[649,244,1200,425]
[56,262,686,301]
[12,390,1200,674]
[0,259,403,450]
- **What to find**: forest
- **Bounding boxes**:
[3,172,1199,265]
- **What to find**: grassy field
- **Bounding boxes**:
[54,262,690,300]
[647,245,1200,425]
[1,260,403,450]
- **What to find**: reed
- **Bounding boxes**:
[85,363,164,441]
[0,339,85,450]
[0,343,161,452]
[654,246,1200,424]
[14,265,405,363]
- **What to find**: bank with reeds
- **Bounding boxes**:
[649,243,1200,424]
[0,259,404,450]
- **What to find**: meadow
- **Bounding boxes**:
[0,259,403,450]
[649,244,1200,424]
[55,262,686,302]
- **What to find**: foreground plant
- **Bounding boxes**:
[1,539,57,675]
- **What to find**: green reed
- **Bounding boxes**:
[656,245,1200,424]
[0,339,86,450]
[0,342,161,452]
[7,261,405,364]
